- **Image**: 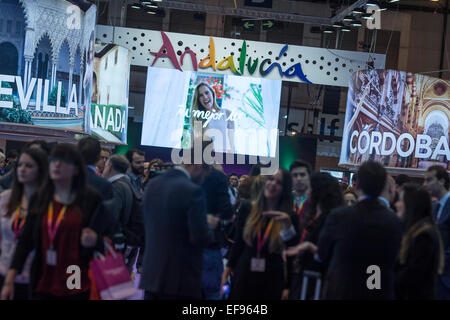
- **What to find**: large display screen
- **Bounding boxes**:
[0,0,96,132]
[340,69,450,171]
[141,67,282,157]
[90,44,130,143]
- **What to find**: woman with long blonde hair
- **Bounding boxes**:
[191,82,235,153]
[226,169,299,300]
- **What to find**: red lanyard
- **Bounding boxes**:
[300,212,321,244]
[256,219,274,256]
[12,207,26,240]
[47,202,68,247]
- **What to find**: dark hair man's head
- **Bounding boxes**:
[126,149,145,176]
[77,137,101,166]
[229,173,238,188]
[357,161,387,198]
[6,149,19,162]
[424,165,449,199]
[289,160,312,195]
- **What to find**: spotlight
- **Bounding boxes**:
[361,13,374,19]
[351,20,362,27]
[366,0,378,6]
[343,15,354,22]
[352,7,365,15]
[341,26,352,32]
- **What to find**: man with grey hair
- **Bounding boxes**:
[103,154,134,252]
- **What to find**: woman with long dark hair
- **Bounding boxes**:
[226,169,298,300]
[284,172,344,299]
[0,148,48,300]
[1,144,109,300]
[394,183,444,300]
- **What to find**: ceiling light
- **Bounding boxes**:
[131,3,142,9]
[341,26,352,32]
[323,27,334,34]
[141,1,152,4]
[145,4,158,9]
[361,13,374,19]
[352,7,365,15]
[343,15,354,22]
[388,0,399,3]
[351,20,363,27]
[332,22,344,28]
[366,1,378,6]
[377,4,388,11]
[146,9,156,14]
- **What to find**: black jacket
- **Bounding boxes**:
[228,200,300,300]
[395,219,443,300]
[317,198,402,300]
[10,188,109,298]
[433,196,450,295]
[86,168,113,200]
[139,168,213,299]
[201,167,234,249]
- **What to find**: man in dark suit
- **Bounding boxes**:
[77,137,113,200]
[424,165,450,300]
[139,152,217,300]
[317,161,402,300]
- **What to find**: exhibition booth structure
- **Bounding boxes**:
[340,70,450,175]
[95,25,386,172]
[3,2,448,176]
[0,0,131,151]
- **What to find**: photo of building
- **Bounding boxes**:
[0,0,96,131]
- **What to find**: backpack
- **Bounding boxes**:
[116,177,145,248]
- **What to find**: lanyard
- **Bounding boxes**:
[12,207,26,240]
[294,195,307,225]
[47,202,68,247]
[300,212,321,244]
[256,219,274,257]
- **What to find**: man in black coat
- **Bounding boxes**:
[424,165,450,300]
[139,158,217,300]
[201,165,234,300]
[317,161,402,300]
[77,137,113,200]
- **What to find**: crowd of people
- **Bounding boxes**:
[0,140,449,300]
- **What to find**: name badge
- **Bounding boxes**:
[46,249,57,266]
[250,258,266,272]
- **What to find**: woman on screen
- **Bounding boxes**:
[191,82,235,153]
[83,32,95,132]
